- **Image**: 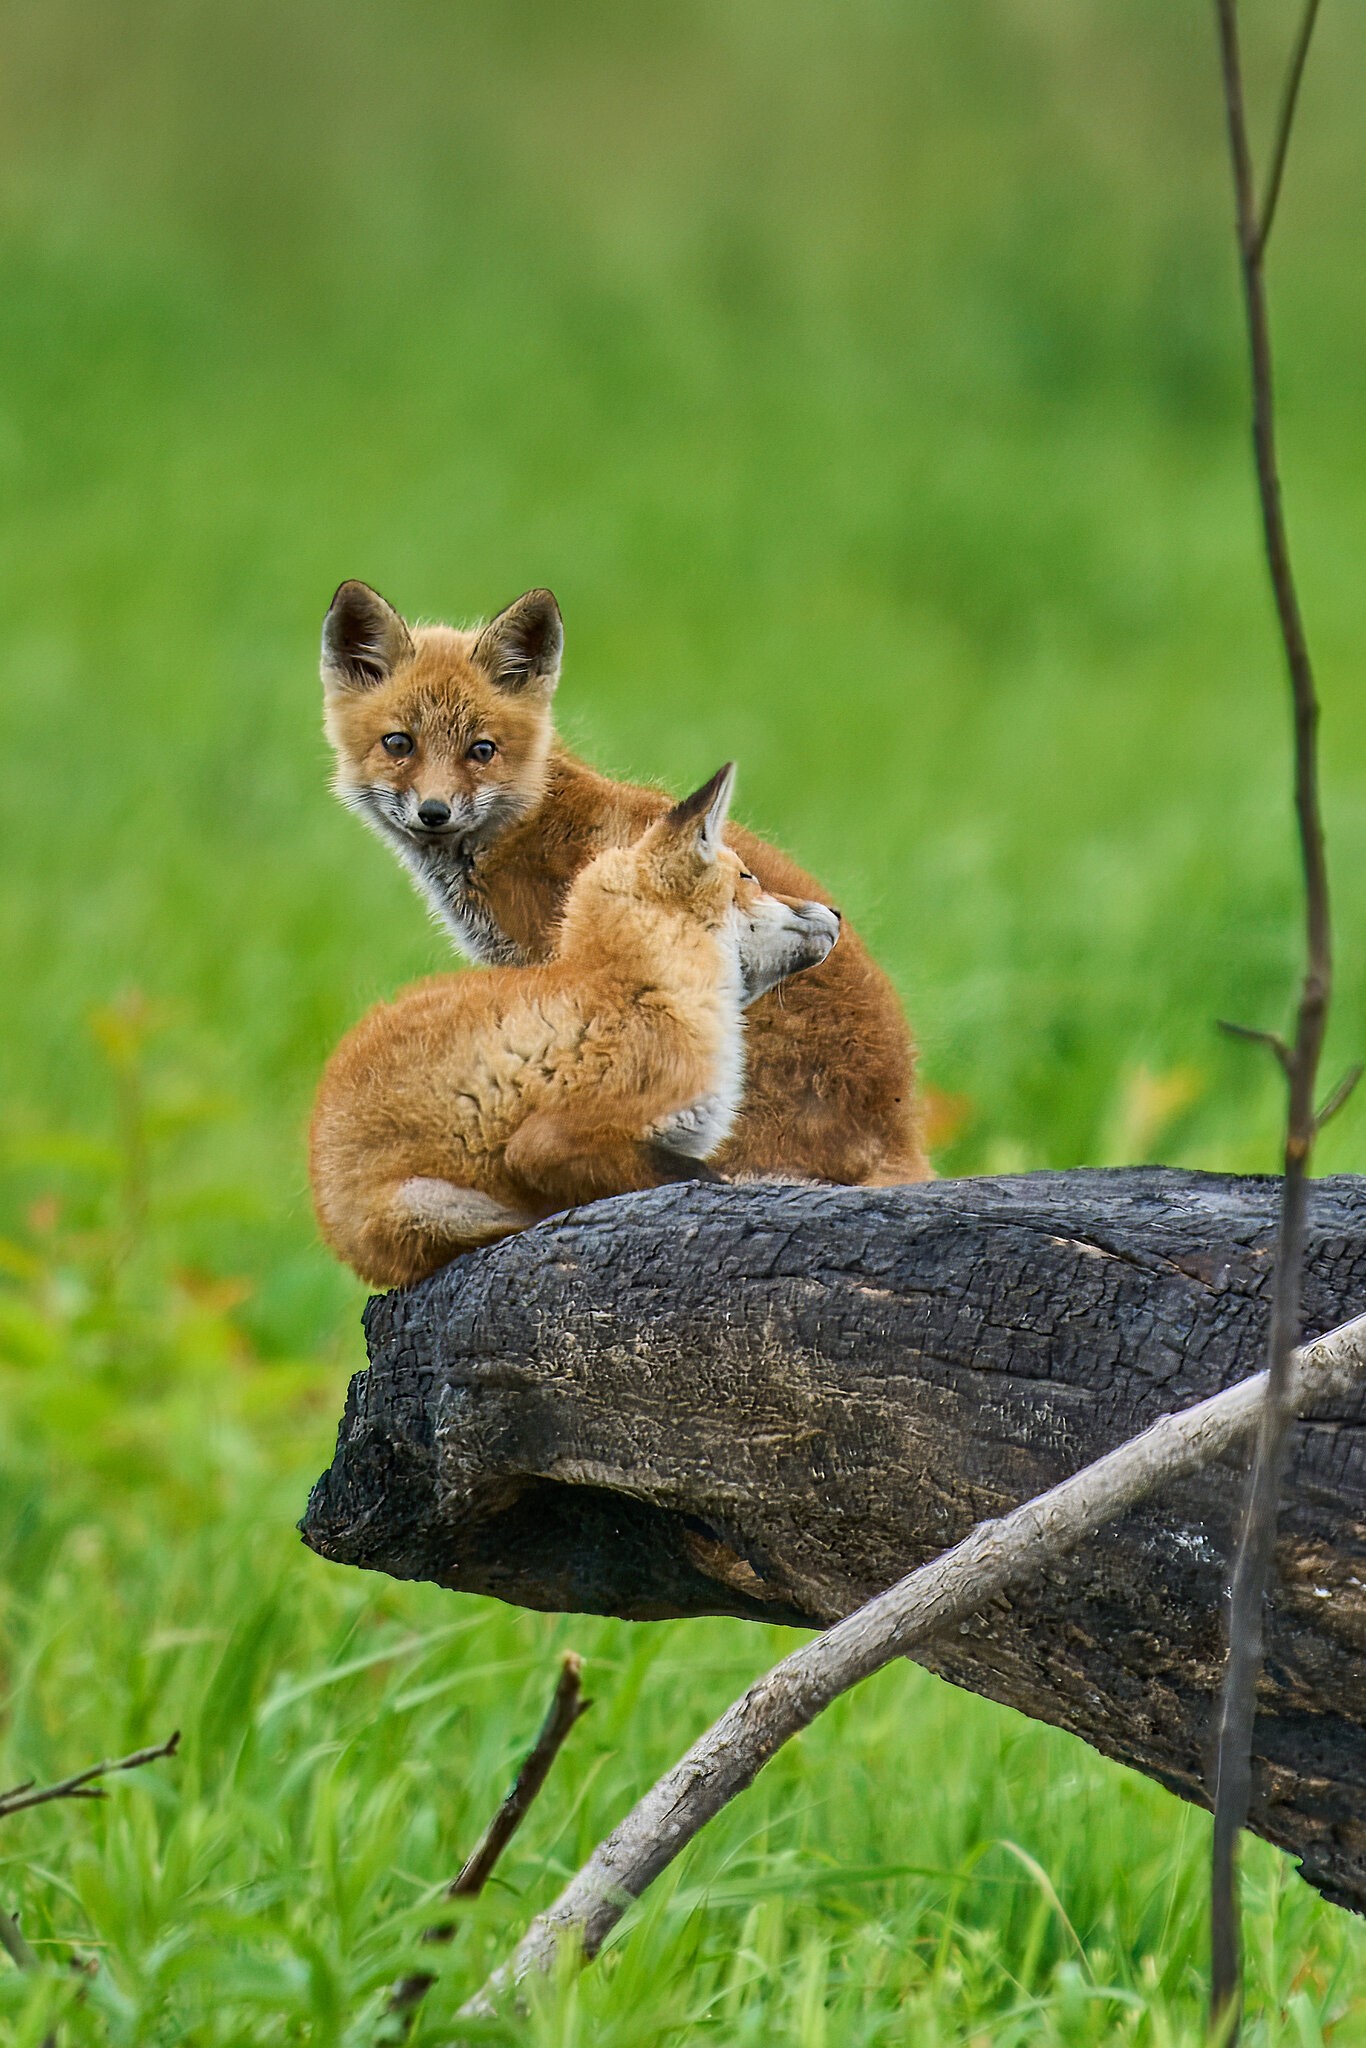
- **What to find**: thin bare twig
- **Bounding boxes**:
[1217,1019,1291,1073]
[448,1655,590,1900]
[385,1654,589,2029]
[1209,1,1334,2038]
[1255,0,1323,258]
[0,1733,180,1824]
[455,1314,1366,2028]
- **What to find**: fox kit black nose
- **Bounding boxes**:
[416,798,452,829]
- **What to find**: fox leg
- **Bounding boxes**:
[503,1108,722,1214]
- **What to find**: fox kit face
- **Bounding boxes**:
[626,776,844,1004]
[322,582,560,851]
[731,868,843,1004]
[560,764,842,1001]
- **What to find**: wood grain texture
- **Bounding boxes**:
[301,1169,1366,1912]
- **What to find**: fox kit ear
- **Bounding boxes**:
[665,762,736,862]
[321,581,414,691]
[473,589,563,694]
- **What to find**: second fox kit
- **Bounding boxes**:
[311,766,840,1287]
[322,582,929,1185]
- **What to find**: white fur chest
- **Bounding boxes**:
[649,937,746,1161]
[393,834,527,967]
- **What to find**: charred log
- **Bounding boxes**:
[302,1169,1366,1913]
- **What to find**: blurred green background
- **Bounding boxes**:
[2,2,1365,2041]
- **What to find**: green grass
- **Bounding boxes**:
[2,0,1366,2038]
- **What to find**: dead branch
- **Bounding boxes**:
[454,1309,1366,2025]
[0,1733,180,1823]
[1208,2,1343,2033]
[448,1654,590,1899]
[385,1654,589,2027]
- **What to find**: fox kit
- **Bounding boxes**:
[310,765,840,1288]
[322,581,928,1185]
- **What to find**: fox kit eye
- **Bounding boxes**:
[468,739,497,765]
[381,732,414,758]
[740,868,758,883]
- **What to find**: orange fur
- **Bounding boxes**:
[310,770,840,1287]
[322,582,928,1185]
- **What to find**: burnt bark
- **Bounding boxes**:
[301,1168,1366,1913]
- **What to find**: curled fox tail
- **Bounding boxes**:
[351,1178,533,1289]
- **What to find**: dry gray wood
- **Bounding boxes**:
[456,1306,1366,2019]
[302,1169,1366,1913]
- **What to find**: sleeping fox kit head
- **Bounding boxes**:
[321,581,561,850]
[559,763,841,1004]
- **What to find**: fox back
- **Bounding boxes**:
[322,581,928,1185]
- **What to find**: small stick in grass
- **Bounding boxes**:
[385,1652,590,2027]
[0,1732,180,1823]
[0,1734,177,2048]
[454,1313,1366,2028]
